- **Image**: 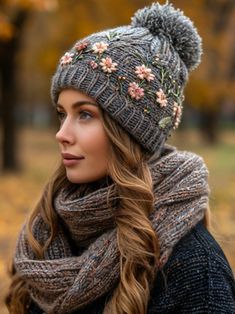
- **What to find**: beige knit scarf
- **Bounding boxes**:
[14,146,209,314]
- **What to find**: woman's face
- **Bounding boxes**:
[56,89,111,183]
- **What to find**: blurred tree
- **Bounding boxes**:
[0,0,57,171]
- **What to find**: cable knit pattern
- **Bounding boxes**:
[14,146,209,314]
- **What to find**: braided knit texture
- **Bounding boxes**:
[14,147,209,314]
[51,2,202,153]
[28,222,235,313]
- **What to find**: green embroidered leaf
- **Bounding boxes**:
[106,31,119,41]
[73,54,83,64]
[159,116,172,129]
[144,107,151,114]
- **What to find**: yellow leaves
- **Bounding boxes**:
[1,0,58,11]
[0,14,14,41]
[185,78,218,110]
[29,0,58,11]
[0,0,58,40]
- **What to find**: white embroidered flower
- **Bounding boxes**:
[99,57,118,73]
[156,89,167,107]
[128,82,145,100]
[173,101,182,129]
[135,64,155,82]
[60,52,74,66]
[92,41,109,54]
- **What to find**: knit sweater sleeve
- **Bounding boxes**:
[148,222,235,313]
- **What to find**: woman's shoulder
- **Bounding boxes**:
[148,221,235,313]
[167,220,234,273]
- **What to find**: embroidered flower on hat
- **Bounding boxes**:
[173,101,182,129]
[75,41,89,52]
[92,41,109,54]
[60,52,74,66]
[128,82,145,100]
[135,64,155,82]
[89,60,98,69]
[156,89,168,108]
[100,57,118,73]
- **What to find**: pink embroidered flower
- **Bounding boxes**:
[156,89,167,107]
[135,64,155,82]
[128,82,145,100]
[89,60,98,69]
[75,41,89,51]
[99,57,118,73]
[92,41,109,54]
[173,102,182,129]
[60,52,74,66]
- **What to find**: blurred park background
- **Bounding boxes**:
[0,0,235,312]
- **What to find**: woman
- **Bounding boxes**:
[6,2,235,313]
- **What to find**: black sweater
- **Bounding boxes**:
[30,221,235,313]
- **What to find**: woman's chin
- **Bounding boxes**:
[66,170,107,184]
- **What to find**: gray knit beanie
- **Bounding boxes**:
[51,2,202,153]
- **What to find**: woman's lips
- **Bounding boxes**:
[61,153,84,166]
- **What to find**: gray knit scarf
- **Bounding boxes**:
[14,146,209,314]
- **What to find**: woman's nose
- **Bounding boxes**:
[55,120,75,145]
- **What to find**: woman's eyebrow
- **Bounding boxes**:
[56,100,98,109]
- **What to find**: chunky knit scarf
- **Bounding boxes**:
[14,146,209,314]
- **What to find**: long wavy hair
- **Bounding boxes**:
[6,108,210,314]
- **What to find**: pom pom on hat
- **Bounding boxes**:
[131,2,202,71]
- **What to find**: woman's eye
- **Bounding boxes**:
[56,110,66,121]
[79,110,92,120]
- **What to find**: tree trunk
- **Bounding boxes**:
[0,9,28,171]
[1,48,18,170]
[199,110,219,144]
